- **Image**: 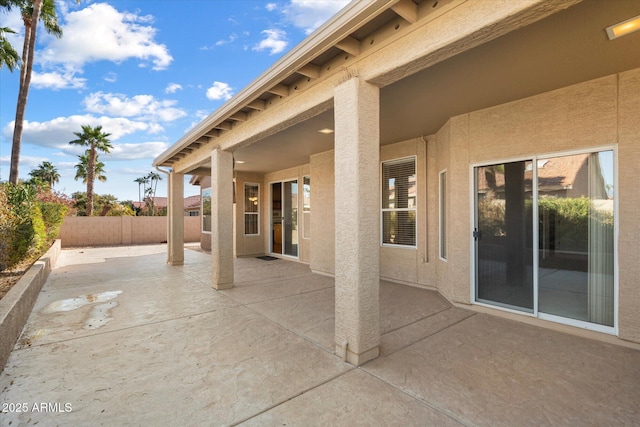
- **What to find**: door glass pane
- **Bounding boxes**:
[271,182,282,254]
[283,180,298,257]
[538,151,614,326]
[476,161,533,311]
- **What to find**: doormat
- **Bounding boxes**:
[256,256,279,261]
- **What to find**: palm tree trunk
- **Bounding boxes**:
[9,0,41,184]
[86,145,96,216]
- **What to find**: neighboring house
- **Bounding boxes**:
[133,196,201,216]
[183,195,202,216]
[154,0,640,365]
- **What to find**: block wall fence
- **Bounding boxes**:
[59,216,201,248]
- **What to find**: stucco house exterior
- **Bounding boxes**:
[153,0,640,365]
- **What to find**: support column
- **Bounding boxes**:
[168,171,184,265]
[334,77,380,365]
[211,148,234,290]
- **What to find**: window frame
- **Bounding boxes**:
[243,182,260,236]
[201,187,212,234]
[302,176,311,240]
[439,169,447,261]
[380,155,417,249]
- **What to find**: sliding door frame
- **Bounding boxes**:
[469,145,618,335]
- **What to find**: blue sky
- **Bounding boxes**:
[0,0,349,202]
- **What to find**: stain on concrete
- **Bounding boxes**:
[84,301,119,329]
[41,291,123,314]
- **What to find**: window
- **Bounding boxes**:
[382,157,416,247]
[202,188,211,233]
[244,183,259,235]
[439,170,447,260]
[303,176,310,239]
[189,211,199,217]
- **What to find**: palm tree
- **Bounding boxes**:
[1,1,20,71]
[74,151,106,181]
[145,171,162,215]
[145,171,162,216]
[0,26,19,71]
[9,0,62,184]
[29,160,59,188]
[134,176,148,202]
[69,125,112,216]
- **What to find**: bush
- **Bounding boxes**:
[0,183,69,272]
[0,183,38,271]
[0,188,18,271]
[37,190,72,240]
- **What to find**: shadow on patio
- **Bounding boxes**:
[1,244,638,426]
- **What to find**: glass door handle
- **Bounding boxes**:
[473,228,482,240]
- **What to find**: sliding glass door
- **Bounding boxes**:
[270,180,298,257]
[474,149,615,329]
[537,151,614,326]
[475,161,534,312]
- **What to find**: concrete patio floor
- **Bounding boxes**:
[1,244,639,426]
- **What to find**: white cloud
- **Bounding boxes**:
[2,115,164,149]
[165,83,182,94]
[215,33,238,47]
[39,3,172,71]
[31,70,87,90]
[1,8,23,46]
[0,155,50,171]
[253,29,288,55]
[108,142,169,160]
[283,0,350,34]
[83,92,187,122]
[266,3,278,12]
[206,82,234,101]
[104,72,118,83]
[187,110,212,131]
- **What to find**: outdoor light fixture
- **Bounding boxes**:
[318,128,334,134]
[606,14,640,40]
[235,160,245,164]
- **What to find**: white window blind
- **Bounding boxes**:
[382,157,416,246]
[244,183,259,235]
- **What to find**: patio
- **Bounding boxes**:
[1,244,639,426]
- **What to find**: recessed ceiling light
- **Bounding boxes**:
[235,160,245,164]
[318,128,334,134]
[606,14,640,40]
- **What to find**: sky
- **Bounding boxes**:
[0,0,350,202]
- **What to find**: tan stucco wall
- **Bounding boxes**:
[436,71,639,343]
[309,150,334,275]
[618,68,640,343]
[60,216,200,248]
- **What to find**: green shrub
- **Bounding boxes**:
[36,190,72,241]
[0,187,18,271]
[0,183,69,272]
[0,183,37,270]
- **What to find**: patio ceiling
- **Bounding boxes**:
[161,0,640,175]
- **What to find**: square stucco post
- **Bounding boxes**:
[334,77,380,365]
[211,148,234,290]
[168,171,184,265]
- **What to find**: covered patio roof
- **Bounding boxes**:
[153,0,640,176]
